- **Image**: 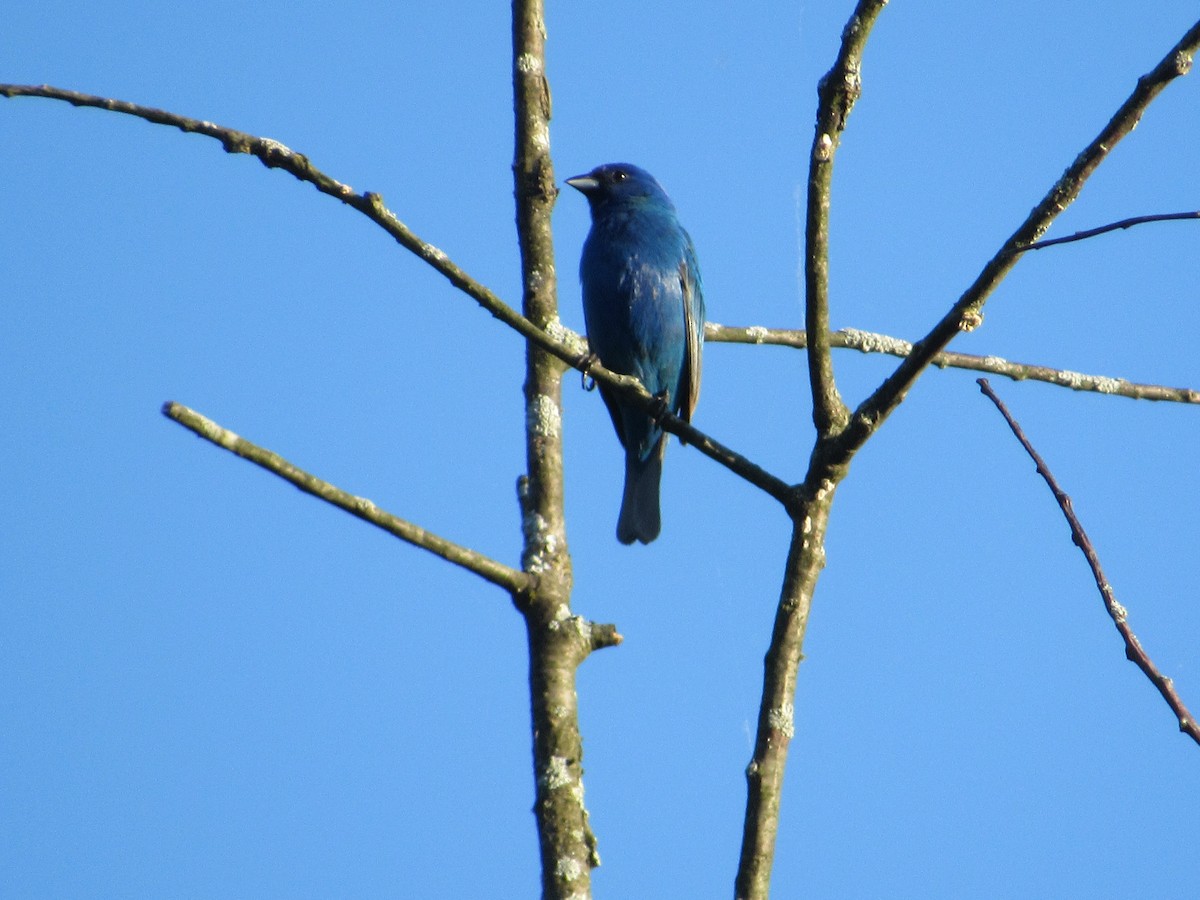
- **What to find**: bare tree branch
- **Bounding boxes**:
[510,0,609,893]
[162,401,530,594]
[0,84,796,511]
[1015,211,1200,253]
[736,4,887,897]
[736,482,837,900]
[11,13,1197,896]
[570,368,797,502]
[977,379,1200,748]
[802,0,888,435]
[707,323,1200,404]
[831,18,1200,463]
[0,84,563,363]
[738,14,1200,900]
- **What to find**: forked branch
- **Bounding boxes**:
[737,5,888,896]
[737,12,1200,900]
[835,19,1200,462]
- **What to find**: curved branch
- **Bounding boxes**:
[833,18,1200,463]
[162,401,529,594]
[977,380,1200,747]
[707,323,1200,404]
[803,0,888,435]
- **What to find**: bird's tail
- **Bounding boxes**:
[617,439,665,545]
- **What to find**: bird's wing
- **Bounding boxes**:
[677,243,704,423]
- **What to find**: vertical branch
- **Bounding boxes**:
[738,3,886,896]
[513,0,564,540]
[512,2,601,897]
[735,482,839,900]
[804,0,888,436]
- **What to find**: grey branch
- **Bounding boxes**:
[162,401,529,594]
[707,323,1200,404]
[977,380,1200,747]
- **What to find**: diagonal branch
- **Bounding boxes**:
[831,18,1200,464]
[0,83,562,364]
[803,0,888,435]
[0,84,795,506]
[977,380,1200,747]
[707,323,1200,404]
[162,401,530,594]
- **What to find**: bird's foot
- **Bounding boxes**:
[577,352,599,392]
[648,390,671,424]
[649,390,690,446]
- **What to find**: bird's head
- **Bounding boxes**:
[565,163,673,211]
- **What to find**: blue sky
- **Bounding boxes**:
[4,2,1199,897]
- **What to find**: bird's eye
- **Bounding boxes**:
[611,170,628,182]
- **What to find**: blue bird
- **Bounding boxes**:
[566,163,705,545]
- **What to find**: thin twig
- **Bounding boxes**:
[1015,211,1200,253]
[977,379,1200,747]
[162,401,532,595]
[706,323,1200,404]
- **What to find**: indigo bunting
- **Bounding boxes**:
[566,163,705,545]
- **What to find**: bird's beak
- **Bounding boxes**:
[565,174,599,193]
